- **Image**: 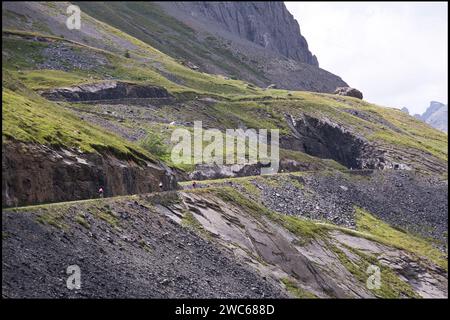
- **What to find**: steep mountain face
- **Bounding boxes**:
[162,2,319,66]
[73,1,347,92]
[2,2,448,299]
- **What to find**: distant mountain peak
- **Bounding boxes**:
[416,101,448,133]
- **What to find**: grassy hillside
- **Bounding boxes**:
[3,29,447,174]
[2,30,263,97]
[1,1,447,174]
[2,71,158,164]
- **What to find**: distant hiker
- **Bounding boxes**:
[98,187,104,198]
[192,181,197,189]
[159,182,163,190]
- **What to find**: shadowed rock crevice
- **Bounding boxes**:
[286,114,386,169]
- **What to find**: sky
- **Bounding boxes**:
[285,1,448,115]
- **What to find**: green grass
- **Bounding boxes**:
[75,214,90,229]
[328,241,419,298]
[3,196,108,213]
[3,31,262,99]
[181,210,213,240]
[2,32,185,93]
[239,180,262,197]
[139,128,169,158]
[355,207,447,270]
[15,69,98,90]
[271,92,448,164]
[2,17,447,179]
[369,130,447,162]
[2,36,47,69]
[3,30,448,172]
[281,278,317,299]
[90,205,120,228]
[272,213,326,245]
[210,101,289,133]
[36,210,68,230]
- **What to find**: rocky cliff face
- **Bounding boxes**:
[285,114,384,170]
[2,141,177,207]
[168,2,318,66]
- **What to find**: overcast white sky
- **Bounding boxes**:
[285,1,448,115]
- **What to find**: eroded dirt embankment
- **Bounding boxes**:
[2,141,177,208]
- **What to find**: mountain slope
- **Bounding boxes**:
[25,1,347,92]
[2,28,446,174]
[2,71,177,207]
[2,1,448,299]
[3,184,447,298]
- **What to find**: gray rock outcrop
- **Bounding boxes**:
[40,81,171,102]
[334,87,364,99]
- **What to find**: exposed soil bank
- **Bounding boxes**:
[2,141,177,207]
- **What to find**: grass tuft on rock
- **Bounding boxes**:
[355,207,447,270]
[281,278,317,299]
